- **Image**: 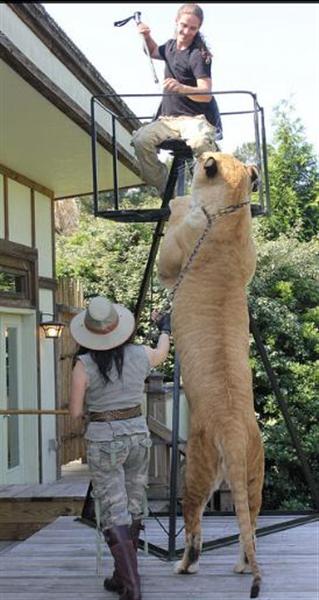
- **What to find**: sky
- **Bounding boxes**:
[43,2,319,155]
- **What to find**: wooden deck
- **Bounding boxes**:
[0,461,90,539]
[0,514,317,599]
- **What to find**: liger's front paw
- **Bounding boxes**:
[184,207,206,229]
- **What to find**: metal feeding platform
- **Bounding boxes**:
[90,90,271,223]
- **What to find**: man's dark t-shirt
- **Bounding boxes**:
[158,38,212,119]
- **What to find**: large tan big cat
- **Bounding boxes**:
[158,153,265,599]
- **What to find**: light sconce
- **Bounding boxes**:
[40,313,65,339]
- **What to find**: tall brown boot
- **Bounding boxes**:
[130,519,144,552]
[103,520,143,593]
[104,525,141,600]
[103,564,124,593]
[103,528,124,593]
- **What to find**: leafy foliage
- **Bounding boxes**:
[235,101,319,241]
[249,231,319,509]
[56,194,176,373]
[261,101,319,241]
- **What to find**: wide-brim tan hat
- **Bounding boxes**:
[70,296,135,350]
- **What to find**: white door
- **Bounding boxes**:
[0,315,24,483]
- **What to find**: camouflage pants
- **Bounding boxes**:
[131,115,217,196]
[86,433,152,530]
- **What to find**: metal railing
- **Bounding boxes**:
[90,90,271,222]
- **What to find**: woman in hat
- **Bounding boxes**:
[69,296,170,600]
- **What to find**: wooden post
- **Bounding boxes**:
[146,372,171,501]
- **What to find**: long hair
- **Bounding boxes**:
[176,3,212,64]
[73,343,126,384]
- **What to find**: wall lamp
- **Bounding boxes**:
[40,312,65,339]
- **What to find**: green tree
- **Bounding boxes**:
[249,231,319,509]
[234,142,259,165]
[261,101,319,241]
[235,102,319,241]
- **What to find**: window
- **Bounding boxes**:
[0,240,37,308]
[0,269,27,298]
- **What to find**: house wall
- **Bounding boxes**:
[0,166,55,276]
[39,288,57,483]
[8,180,32,247]
[0,175,5,238]
[34,192,53,278]
[19,309,39,482]
[1,3,143,486]
[0,165,57,484]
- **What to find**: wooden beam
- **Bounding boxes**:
[0,238,38,261]
[39,276,58,291]
[3,175,9,239]
[0,409,69,415]
[148,415,186,447]
[0,163,53,199]
[30,188,36,247]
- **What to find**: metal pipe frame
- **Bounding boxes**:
[90,90,271,220]
[137,513,318,559]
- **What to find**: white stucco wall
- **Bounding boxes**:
[7,179,32,246]
[4,178,54,277]
[0,174,4,238]
[34,191,53,278]
[19,310,39,482]
[39,288,57,483]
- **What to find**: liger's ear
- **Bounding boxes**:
[246,165,259,192]
[204,156,218,178]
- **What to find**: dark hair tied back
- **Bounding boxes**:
[73,343,126,384]
[193,32,212,64]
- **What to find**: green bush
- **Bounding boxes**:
[249,232,319,509]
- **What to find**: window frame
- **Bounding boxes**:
[0,240,38,309]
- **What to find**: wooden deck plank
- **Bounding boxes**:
[0,482,89,499]
[1,597,318,600]
[2,597,318,600]
[0,516,317,599]
[2,514,305,551]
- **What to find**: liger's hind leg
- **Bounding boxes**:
[234,471,263,575]
[175,433,219,575]
[230,442,264,598]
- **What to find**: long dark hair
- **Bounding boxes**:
[73,343,126,384]
[176,3,212,64]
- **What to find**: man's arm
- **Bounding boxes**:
[137,22,161,59]
[163,76,212,103]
